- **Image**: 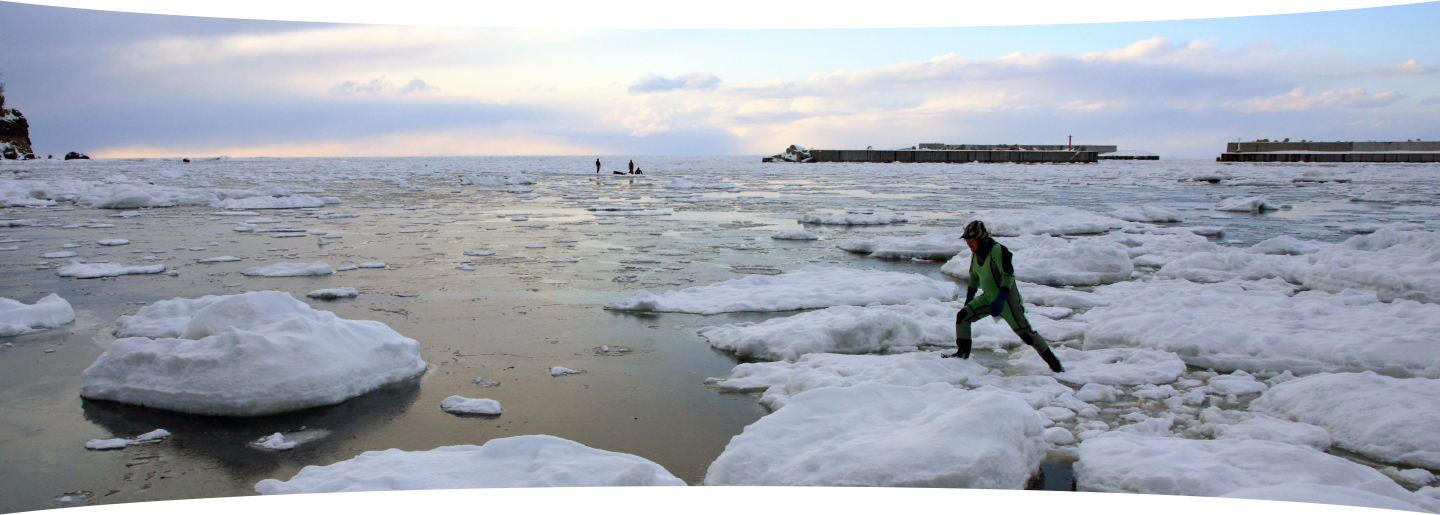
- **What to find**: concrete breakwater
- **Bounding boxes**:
[764,145,1103,164]
[1219,141,1440,163]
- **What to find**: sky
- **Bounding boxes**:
[1,1,1438,158]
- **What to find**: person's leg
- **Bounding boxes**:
[1002,294,1064,372]
[950,305,988,358]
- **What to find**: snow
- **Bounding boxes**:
[1211,413,1332,450]
[1075,432,1438,512]
[1303,228,1440,303]
[770,230,818,240]
[705,383,1046,488]
[1252,372,1440,470]
[242,262,335,277]
[97,239,130,246]
[1215,196,1279,212]
[1080,281,1440,377]
[254,435,684,493]
[81,291,426,416]
[1111,204,1183,223]
[56,262,166,279]
[215,195,326,210]
[440,395,502,415]
[306,287,358,299]
[0,293,75,336]
[605,265,957,315]
[1012,347,1188,385]
[798,213,907,225]
[704,351,992,410]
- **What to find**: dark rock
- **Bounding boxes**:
[0,85,35,160]
[64,151,90,160]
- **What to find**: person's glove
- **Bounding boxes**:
[990,288,1009,318]
[964,287,977,306]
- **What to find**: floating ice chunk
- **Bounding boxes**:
[505,186,533,194]
[93,188,174,209]
[463,250,494,256]
[1212,413,1331,450]
[1110,204,1182,223]
[1017,282,1110,309]
[1304,228,1440,303]
[1013,348,1187,385]
[242,262,334,277]
[770,230,818,240]
[307,287,358,299]
[1074,383,1118,403]
[57,263,166,279]
[798,213,907,225]
[704,351,991,410]
[1156,250,1310,284]
[43,251,78,258]
[605,265,957,315]
[1075,432,1438,512]
[705,383,1046,488]
[233,223,258,232]
[0,293,75,336]
[977,211,1123,237]
[940,235,1133,287]
[1380,467,1437,489]
[254,435,683,493]
[550,366,582,376]
[698,300,957,361]
[1206,370,1268,396]
[254,433,298,451]
[215,195,326,210]
[356,262,386,269]
[587,205,642,211]
[1214,196,1278,212]
[840,232,963,260]
[1080,280,1440,376]
[440,395,502,415]
[82,291,426,416]
[1248,235,1329,256]
[1252,372,1440,470]
[97,239,130,246]
[197,256,241,263]
[84,429,170,450]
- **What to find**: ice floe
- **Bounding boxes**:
[306,287,358,299]
[605,266,957,315]
[440,395,502,415]
[254,435,684,492]
[0,293,75,336]
[703,351,991,410]
[798,213,907,225]
[770,230,818,240]
[1111,204,1182,223]
[1214,196,1279,212]
[242,262,335,277]
[56,262,166,279]
[1253,372,1440,470]
[84,429,170,451]
[82,291,426,416]
[1303,228,1440,303]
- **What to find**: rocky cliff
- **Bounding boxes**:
[0,85,36,160]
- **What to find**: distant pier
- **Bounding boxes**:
[806,148,1098,164]
[1219,141,1440,163]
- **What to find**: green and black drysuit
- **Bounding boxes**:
[954,239,1063,371]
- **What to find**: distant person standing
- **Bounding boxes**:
[628,160,634,174]
[596,159,601,173]
[948,221,1065,373]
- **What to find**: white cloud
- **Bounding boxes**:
[1230,87,1405,112]
[628,72,722,93]
[330,77,439,96]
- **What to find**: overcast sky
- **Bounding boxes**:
[1,1,1437,158]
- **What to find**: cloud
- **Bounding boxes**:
[1421,96,1440,107]
[1230,87,1405,112]
[398,78,440,95]
[627,72,721,94]
[330,77,438,96]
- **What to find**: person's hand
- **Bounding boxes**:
[990,290,1008,318]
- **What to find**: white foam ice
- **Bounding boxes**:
[1075,432,1439,512]
[605,265,958,315]
[770,230,817,240]
[82,291,426,416]
[242,262,335,277]
[1304,228,1440,303]
[440,395,502,415]
[1011,347,1188,386]
[1080,280,1440,377]
[0,293,75,336]
[1214,196,1278,212]
[704,383,1046,488]
[307,287,358,299]
[1252,372,1440,470]
[56,262,166,279]
[254,435,684,493]
[1111,204,1182,223]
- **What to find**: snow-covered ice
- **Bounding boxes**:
[703,351,991,410]
[705,383,1046,488]
[242,262,334,277]
[439,395,502,415]
[798,213,907,225]
[1214,196,1278,212]
[56,262,166,279]
[0,293,75,336]
[605,266,957,315]
[1253,372,1440,469]
[81,291,426,416]
[1012,347,1188,385]
[84,429,170,451]
[770,230,818,240]
[254,435,684,493]
[1111,204,1182,223]
[306,287,358,299]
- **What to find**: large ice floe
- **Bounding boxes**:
[940,234,1134,286]
[1080,280,1440,377]
[1214,196,1279,212]
[241,262,334,277]
[839,232,964,260]
[1075,432,1440,512]
[254,435,684,493]
[81,291,426,416]
[1303,228,1440,303]
[1252,372,1440,470]
[604,266,957,314]
[1010,347,1188,385]
[56,262,166,279]
[974,211,1123,237]
[704,351,992,410]
[704,383,1046,488]
[0,293,75,336]
[1110,204,1183,223]
[697,298,1083,361]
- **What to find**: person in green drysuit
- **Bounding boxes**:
[947,220,1065,373]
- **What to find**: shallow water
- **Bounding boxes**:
[1,156,1437,511]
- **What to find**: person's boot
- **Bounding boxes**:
[1039,348,1064,373]
[947,339,972,359]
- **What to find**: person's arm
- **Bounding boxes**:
[999,246,1017,290]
